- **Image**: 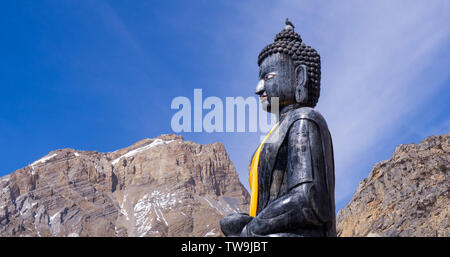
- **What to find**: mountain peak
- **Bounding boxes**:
[337,133,449,237]
[0,134,249,237]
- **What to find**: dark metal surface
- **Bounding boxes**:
[220,20,336,237]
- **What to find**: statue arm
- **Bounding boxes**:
[219,151,256,236]
[244,118,330,236]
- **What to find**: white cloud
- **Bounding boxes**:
[305,1,450,203]
[215,0,450,208]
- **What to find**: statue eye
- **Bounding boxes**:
[264,73,276,81]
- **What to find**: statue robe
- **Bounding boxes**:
[247,107,336,237]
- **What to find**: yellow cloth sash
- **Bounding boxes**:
[248,122,279,217]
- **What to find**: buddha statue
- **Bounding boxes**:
[220,19,336,237]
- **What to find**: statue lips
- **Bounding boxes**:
[260,92,267,101]
[259,92,270,110]
[258,90,270,112]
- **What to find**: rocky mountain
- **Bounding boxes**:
[337,133,449,237]
[0,134,249,237]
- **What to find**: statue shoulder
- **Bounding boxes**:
[286,107,329,132]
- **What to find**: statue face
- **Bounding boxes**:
[256,53,297,113]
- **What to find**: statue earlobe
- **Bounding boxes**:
[295,64,308,103]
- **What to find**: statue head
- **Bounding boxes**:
[256,19,321,113]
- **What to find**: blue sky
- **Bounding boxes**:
[1,0,449,211]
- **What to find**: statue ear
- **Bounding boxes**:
[295,64,308,103]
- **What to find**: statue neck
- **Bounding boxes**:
[278,103,307,121]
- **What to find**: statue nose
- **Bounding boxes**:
[255,79,265,95]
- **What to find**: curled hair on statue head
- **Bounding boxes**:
[258,21,321,107]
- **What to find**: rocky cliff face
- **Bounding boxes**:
[337,133,449,237]
[0,134,249,237]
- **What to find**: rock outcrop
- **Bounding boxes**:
[0,134,249,237]
[337,133,449,237]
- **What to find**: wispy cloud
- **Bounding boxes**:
[95,1,145,56]
[210,0,450,208]
[87,0,450,208]
[309,1,450,203]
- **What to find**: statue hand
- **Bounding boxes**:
[220,213,253,237]
[240,219,265,237]
[241,217,261,236]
